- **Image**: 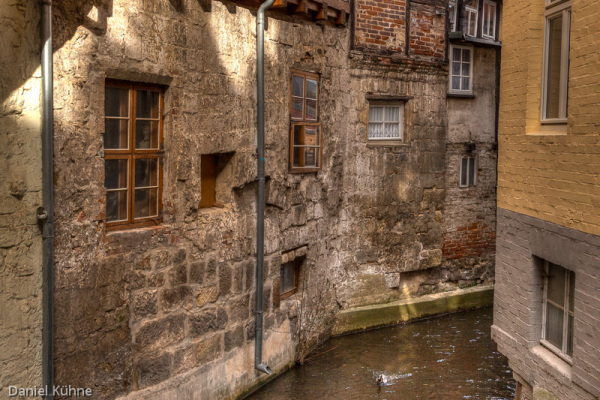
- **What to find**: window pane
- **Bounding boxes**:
[384,123,400,138]
[568,271,575,313]
[304,148,317,167]
[105,87,129,117]
[546,14,563,119]
[460,158,468,186]
[462,49,471,61]
[547,263,566,307]
[293,147,304,167]
[385,106,399,122]
[545,303,564,349]
[304,127,319,145]
[134,188,158,218]
[136,90,160,119]
[105,159,128,189]
[452,61,461,75]
[468,157,475,185]
[135,120,159,149]
[293,125,304,145]
[462,77,470,90]
[369,123,383,138]
[106,191,128,222]
[462,62,470,76]
[453,47,461,61]
[292,76,304,97]
[135,159,158,188]
[369,106,384,122]
[306,99,317,120]
[452,77,461,90]
[306,79,317,100]
[281,262,296,293]
[291,97,303,119]
[567,314,574,356]
[104,119,129,149]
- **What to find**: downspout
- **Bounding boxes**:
[40,0,55,397]
[255,0,275,376]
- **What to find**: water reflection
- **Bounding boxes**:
[246,308,515,399]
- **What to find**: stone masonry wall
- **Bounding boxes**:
[0,0,43,394]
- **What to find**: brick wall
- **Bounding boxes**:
[409,2,445,59]
[497,0,600,237]
[354,0,407,53]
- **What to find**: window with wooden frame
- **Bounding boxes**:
[368,102,404,142]
[541,0,571,123]
[280,258,302,300]
[482,0,497,40]
[289,70,321,173]
[541,260,575,361]
[449,45,474,94]
[104,81,164,230]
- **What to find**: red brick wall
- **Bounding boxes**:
[409,2,445,58]
[354,0,407,53]
[443,222,496,260]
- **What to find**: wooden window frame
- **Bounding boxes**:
[541,260,575,363]
[541,0,571,124]
[464,0,479,37]
[104,80,164,231]
[367,101,405,142]
[289,70,322,173]
[280,258,301,300]
[449,45,474,95]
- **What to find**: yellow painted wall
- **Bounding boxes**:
[498,0,600,236]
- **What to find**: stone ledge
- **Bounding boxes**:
[332,285,494,336]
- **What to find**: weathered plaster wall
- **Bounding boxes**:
[0,0,43,393]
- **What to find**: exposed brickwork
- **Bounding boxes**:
[354,0,407,53]
[443,222,495,259]
[409,2,445,59]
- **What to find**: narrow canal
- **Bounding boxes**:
[246,307,515,399]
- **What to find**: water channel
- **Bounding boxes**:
[246,307,515,399]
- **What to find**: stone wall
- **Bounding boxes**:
[0,0,44,394]
[492,208,600,399]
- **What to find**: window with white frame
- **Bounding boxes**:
[541,260,575,360]
[482,0,497,39]
[541,0,571,122]
[459,156,476,187]
[368,103,404,141]
[449,45,473,94]
[464,0,478,37]
[449,0,458,31]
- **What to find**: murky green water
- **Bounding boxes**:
[246,308,515,399]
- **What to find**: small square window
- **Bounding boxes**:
[104,81,164,230]
[463,0,479,37]
[459,156,476,187]
[280,259,301,300]
[200,154,218,208]
[449,45,473,94]
[368,103,404,141]
[290,70,321,173]
[541,260,575,360]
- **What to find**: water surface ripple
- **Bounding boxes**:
[247,307,515,399]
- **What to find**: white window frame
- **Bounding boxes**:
[464,0,479,37]
[482,0,496,40]
[449,45,474,95]
[541,260,574,363]
[459,156,476,187]
[449,0,458,32]
[541,0,571,123]
[367,102,405,142]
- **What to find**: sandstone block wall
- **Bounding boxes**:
[0,0,43,394]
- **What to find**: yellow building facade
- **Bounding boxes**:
[493,0,600,399]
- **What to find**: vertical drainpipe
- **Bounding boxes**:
[40,0,55,397]
[255,0,275,376]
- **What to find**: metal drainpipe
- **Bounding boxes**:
[40,0,55,397]
[255,0,275,376]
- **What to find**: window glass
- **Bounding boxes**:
[542,261,575,358]
[281,262,296,294]
[546,14,563,119]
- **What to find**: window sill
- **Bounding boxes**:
[447,93,475,99]
[527,124,567,136]
[105,223,168,241]
[530,345,572,382]
[367,140,409,148]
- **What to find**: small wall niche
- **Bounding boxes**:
[199,152,234,209]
